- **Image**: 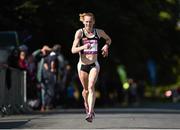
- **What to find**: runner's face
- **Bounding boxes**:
[83,16,95,31]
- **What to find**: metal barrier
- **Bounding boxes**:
[0,65,27,116]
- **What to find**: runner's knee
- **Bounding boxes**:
[82,89,89,95]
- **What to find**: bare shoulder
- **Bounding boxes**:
[96,28,104,33]
[75,29,83,38]
[96,28,106,37]
[76,28,83,32]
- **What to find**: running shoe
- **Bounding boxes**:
[85,113,93,123]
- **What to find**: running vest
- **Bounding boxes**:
[80,28,100,54]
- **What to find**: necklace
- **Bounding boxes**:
[84,28,95,38]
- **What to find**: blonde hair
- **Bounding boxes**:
[79,12,95,22]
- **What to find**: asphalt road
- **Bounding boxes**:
[0,107,180,129]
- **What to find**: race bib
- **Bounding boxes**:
[83,39,98,54]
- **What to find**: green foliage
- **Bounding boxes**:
[159,11,172,20]
[166,0,176,4]
[15,1,39,12]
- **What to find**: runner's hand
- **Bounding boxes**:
[101,44,109,57]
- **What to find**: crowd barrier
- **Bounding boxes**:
[0,65,28,116]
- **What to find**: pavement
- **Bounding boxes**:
[0,102,180,129]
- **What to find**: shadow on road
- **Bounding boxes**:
[0,120,28,129]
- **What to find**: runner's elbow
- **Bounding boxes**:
[71,48,76,54]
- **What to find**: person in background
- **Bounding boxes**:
[17,44,29,70]
[18,50,28,70]
[42,45,59,110]
[32,45,52,112]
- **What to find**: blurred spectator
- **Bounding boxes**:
[147,58,157,86]
[51,44,71,107]
[18,50,28,70]
[32,45,52,112]
[17,45,41,109]
[19,44,28,54]
[42,48,58,110]
[27,55,36,82]
[26,55,39,108]
[137,79,146,104]
[128,78,138,106]
[32,45,52,84]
